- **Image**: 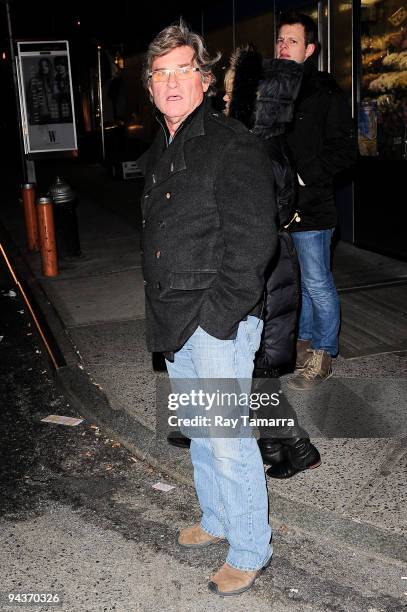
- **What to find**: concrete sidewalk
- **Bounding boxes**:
[1,160,407,569]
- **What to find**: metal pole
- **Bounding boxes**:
[37,197,58,277]
[317,1,324,72]
[97,45,105,161]
[22,183,39,251]
[232,0,236,51]
[0,243,59,369]
[273,0,277,48]
[327,0,332,74]
[4,0,33,183]
[352,0,359,121]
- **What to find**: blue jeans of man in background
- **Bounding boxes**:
[166,316,272,571]
[291,228,340,356]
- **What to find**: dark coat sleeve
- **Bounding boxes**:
[199,133,278,338]
[294,91,356,186]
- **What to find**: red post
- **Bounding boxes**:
[36,197,58,277]
[22,183,39,251]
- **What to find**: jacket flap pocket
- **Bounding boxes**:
[169,271,217,290]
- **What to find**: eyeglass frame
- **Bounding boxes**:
[147,66,201,83]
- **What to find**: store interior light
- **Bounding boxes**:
[114,53,125,70]
[127,124,143,132]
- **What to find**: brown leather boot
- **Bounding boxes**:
[295,339,312,371]
[287,349,332,391]
[208,559,271,596]
[177,523,225,549]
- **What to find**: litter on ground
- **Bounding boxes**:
[152,482,175,492]
[41,415,84,426]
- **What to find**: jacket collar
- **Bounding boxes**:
[155,97,206,146]
[143,97,208,191]
[302,57,318,79]
[298,58,339,99]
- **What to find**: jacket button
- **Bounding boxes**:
[143,280,148,286]
[165,192,171,199]
[142,219,146,228]
[156,282,161,290]
[155,249,161,259]
[152,173,156,183]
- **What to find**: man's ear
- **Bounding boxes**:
[305,43,316,60]
[202,73,211,93]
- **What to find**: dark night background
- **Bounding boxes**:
[1,1,220,53]
[0,0,231,183]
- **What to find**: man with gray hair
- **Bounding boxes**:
[137,21,277,596]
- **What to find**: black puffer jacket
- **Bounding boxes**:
[228,52,303,371]
[252,59,303,227]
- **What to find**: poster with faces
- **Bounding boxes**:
[17,40,77,153]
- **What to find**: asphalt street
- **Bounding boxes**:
[0,253,406,612]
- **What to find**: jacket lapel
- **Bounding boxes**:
[144,99,207,193]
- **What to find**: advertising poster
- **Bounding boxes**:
[17,41,77,153]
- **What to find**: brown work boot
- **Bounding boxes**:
[208,559,271,596]
[177,523,225,549]
[295,339,312,371]
[287,349,332,391]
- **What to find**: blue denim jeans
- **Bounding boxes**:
[291,229,340,356]
[166,316,272,571]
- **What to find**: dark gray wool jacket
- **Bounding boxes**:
[137,96,278,355]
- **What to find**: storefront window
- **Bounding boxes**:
[331,1,353,103]
[359,0,407,159]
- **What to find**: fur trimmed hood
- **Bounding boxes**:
[228,49,304,138]
[228,46,263,129]
[253,59,304,138]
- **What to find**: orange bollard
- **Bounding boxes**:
[36,197,58,277]
[22,183,39,251]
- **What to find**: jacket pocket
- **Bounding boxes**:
[169,271,217,290]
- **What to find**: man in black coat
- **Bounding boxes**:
[138,22,276,596]
[276,13,356,390]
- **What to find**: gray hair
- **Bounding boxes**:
[143,20,221,94]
